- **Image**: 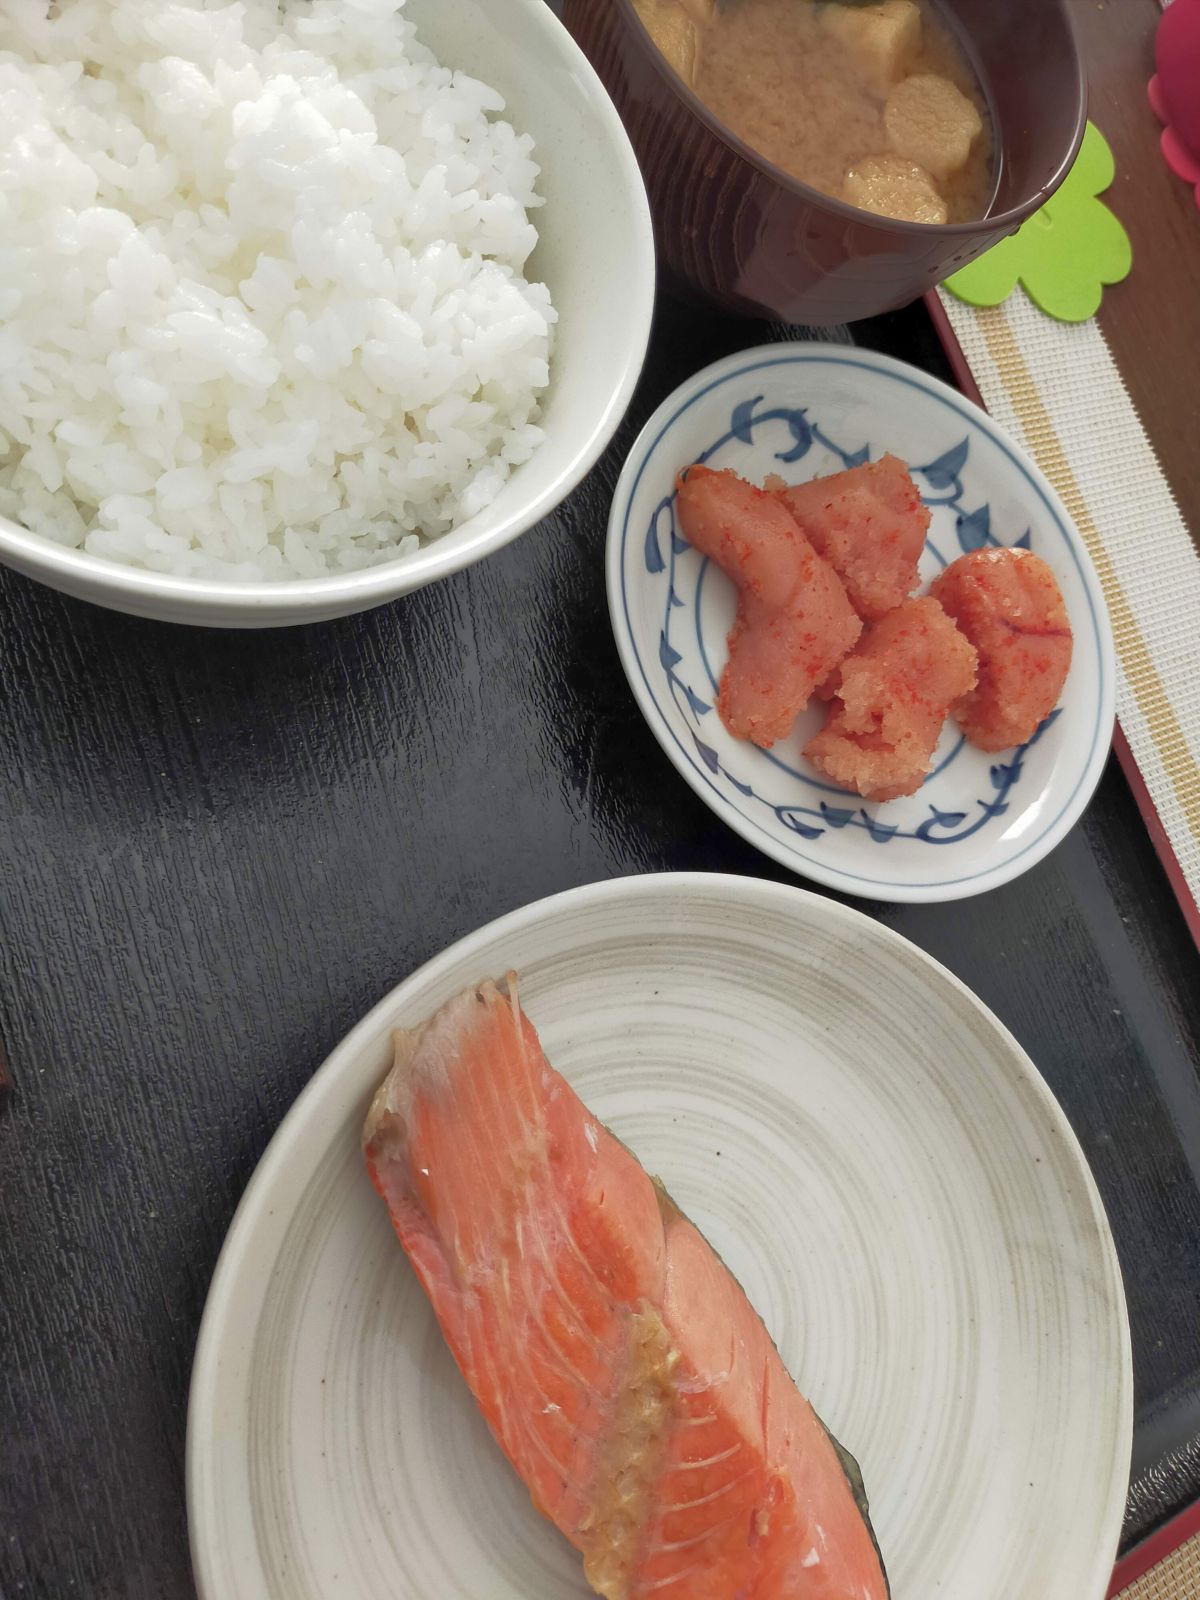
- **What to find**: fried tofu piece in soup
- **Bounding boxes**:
[885,73,983,180]
[842,155,947,223]
[821,1,923,96]
[634,0,700,84]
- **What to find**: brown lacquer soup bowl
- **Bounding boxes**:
[561,0,1086,325]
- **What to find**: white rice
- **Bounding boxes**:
[0,0,556,581]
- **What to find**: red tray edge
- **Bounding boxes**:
[1107,1496,1200,1595]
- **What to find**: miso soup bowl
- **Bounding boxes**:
[560,0,1086,325]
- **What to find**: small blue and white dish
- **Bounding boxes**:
[606,343,1115,903]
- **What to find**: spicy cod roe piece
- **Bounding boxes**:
[804,595,977,801]
[776,453,931,621]
[931,547,1073,751]
[675,465,862,747]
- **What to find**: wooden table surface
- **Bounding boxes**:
[1078,0,1200,547]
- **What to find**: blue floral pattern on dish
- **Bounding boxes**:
[645,397,1052,848]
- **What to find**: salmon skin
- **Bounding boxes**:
[364,978,889,1600]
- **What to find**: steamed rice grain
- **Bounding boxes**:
[0,0,557,581]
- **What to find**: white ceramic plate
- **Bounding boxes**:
[187,873,1131,1600]
[607,345,1116,901]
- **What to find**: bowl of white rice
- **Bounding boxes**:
[0,0,654,627]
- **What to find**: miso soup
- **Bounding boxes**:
[633,0,995,224]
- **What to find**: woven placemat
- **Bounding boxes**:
[1112,1528,1200,1598]
[933,287,1200,942]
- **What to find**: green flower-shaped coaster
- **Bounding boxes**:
[945,122,1132,323]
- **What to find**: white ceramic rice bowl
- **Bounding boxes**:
[0,0,654,627]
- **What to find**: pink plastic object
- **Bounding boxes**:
[1150,0,1200,208]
